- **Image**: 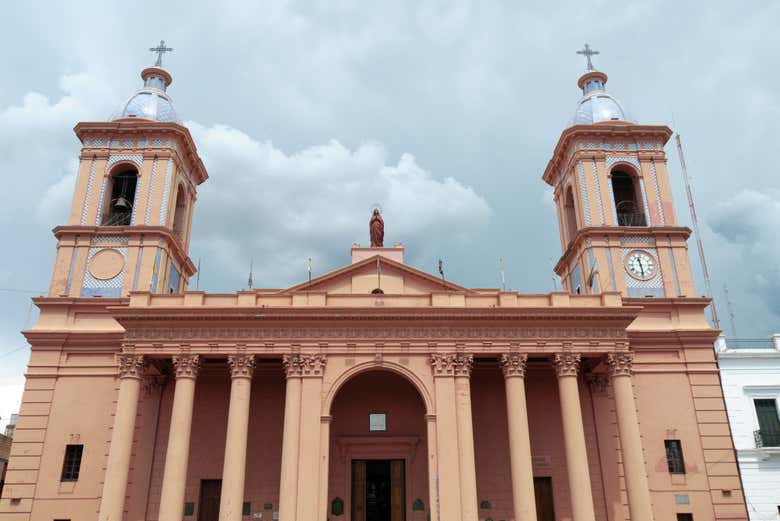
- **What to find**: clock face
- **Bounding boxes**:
[625,250,656,280]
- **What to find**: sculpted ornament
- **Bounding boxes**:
[453,354,474,377]
[586,372,610,394]
[228,353,256,378]
[118,353,145,379]
[606,352,633,377]
[500,353,528,378]
[553,353,581,377]
[430,353,473,377]
[283,354,327,377]
[172,354,201,379]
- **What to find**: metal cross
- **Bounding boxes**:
[576,43,599,71]
[149,40,173,67]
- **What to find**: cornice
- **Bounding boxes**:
[555,226,692,274]
[53,225,196,276]
[73,121,208,184]
[110,305,640,323]
[543,123,673,185]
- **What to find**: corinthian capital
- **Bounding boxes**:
[172,354,201,379]
[500,353,528,378]
[283,354,327,377]
[553,353,581,378]
[118,353,145,379]
[453,354,474,377]
[606,352,634,377]
[430,353,473,377]
[429,354,456,376]
[228,353,255,379]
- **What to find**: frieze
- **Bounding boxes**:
[124,326,627,342]
[500,353,528,378]
[172,354,201,379]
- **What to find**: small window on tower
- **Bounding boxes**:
[611,170,646,227]
[665,439,686,474]
[563,187,578,243]
[60,444,83,482]
[102,169,138,226]
[171,184,188,243]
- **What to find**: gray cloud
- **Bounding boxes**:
[1,0,780,425]
[708,190,780,319]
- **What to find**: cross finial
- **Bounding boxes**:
[149,40,173,67]
[576,43,599,71]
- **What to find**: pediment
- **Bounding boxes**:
[282,255,471,295]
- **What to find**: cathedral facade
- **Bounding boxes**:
[0,50,748,521]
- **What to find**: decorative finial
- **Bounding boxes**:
[576,43,599,71]
[149,40,173,67]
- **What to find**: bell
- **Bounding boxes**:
[113,196,130,210]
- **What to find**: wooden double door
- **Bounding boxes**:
[352,460,405,521]
[198,479,221,521]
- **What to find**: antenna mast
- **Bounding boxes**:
[675,133,720,329]
[723,284,739,340]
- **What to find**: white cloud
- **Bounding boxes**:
[188,122,492,287]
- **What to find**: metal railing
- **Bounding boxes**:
[617,211,647,227]
[100,211,132,227]
[725,338,775,349]
[754,429,780,448]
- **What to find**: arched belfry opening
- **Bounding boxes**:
[328,369,429,521]
[611,170,646,226]
[102,168,138,226]
[171,184,188,242]
[563,186,578,243]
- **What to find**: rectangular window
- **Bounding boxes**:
[60,444,83,482]
[665,439,685,474]
[754,399,780,447]
[677,514,693,521]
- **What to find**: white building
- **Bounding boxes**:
[718,335,780,521]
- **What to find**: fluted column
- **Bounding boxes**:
[278,355,302,521]
[219,354,255,521]
[454,354,478,521]
[553,353,596,521]
[607,352,654,521]
[98,353,145,521]
[158,355,201,521]
[429,354,462,521]
[318,415,332,521]
[294,355,327,521]
[425,414,440,521]
[501,354,537,521]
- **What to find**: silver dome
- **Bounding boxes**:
[573,92,627,125]
[571,71,629,125]
[113,68,180,123]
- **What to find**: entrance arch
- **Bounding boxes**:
[322,361,434,416]
[326,369,431,521]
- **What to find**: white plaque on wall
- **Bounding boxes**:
[369,413,387,431]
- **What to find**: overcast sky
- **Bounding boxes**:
[1,0,779,428]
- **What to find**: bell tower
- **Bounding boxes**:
[543,46,695,298]
[47,45,208,298]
